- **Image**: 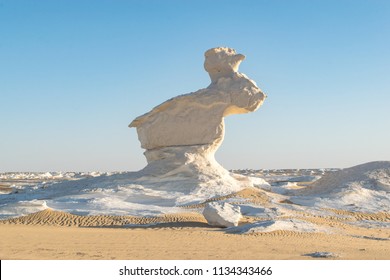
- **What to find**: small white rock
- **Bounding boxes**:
[203,202,242,227]
[304,252,339,258]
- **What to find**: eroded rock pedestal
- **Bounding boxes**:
[129,47,266,199]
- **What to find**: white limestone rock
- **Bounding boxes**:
[129,47,266,195]
[202,202,242,227]
[226,219,330,234]
[130,47,265,151]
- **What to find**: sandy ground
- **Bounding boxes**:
[1,188,389,260]
[1,212,389,260]
[0,223,389,260]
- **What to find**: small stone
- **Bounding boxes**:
[304,252,339,258]
[202,202,242,227]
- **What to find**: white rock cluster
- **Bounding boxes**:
[202,202,242,227]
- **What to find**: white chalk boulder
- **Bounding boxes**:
[203,202,242,227]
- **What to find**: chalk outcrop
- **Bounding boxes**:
[226,219,329,234]
[129,47,266,195]
[306,161,390,194]
[291,161,390,213]
[203,202,242,227]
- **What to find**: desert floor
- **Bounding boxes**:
[1,208,389,260]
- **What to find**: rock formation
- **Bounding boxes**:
[203,202,242,227]
[129,47,266,198]
[304,161,390,194]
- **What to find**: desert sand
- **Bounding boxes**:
[1,188,389,260]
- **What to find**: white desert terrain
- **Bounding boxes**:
[0,162,389,260]
[1,48,389,259]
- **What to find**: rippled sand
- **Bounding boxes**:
[1,188,389,260]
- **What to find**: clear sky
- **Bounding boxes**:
[1,0,389,172]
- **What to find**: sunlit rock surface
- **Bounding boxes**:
[203,202,242,227]
[129,47,266,192]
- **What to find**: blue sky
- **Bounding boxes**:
[1,0,389,172]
